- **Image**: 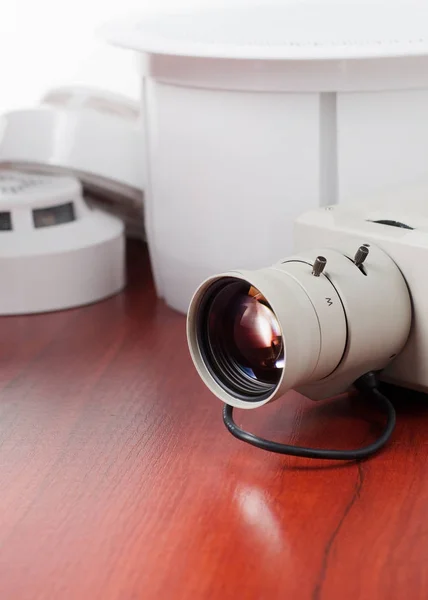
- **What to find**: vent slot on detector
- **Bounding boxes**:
[0,212,12,231]
[33,203,76,229]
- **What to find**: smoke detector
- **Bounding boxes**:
[0,170,125,315]
[0,86,145,239]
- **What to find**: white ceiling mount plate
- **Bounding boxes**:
[104,2,428,61]
[0,87,144,207]
[0,170,125,315]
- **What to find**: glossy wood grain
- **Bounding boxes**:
[1,241,428,600]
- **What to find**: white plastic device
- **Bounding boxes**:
[0,170,125,315]
[293,197,428,399]
[105,1,428,314]
[0,87,145,238]
[186,188,428,407]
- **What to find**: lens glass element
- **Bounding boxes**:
[198,279,284,400]
[230,287,283,379]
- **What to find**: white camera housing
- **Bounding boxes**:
[294,197,428,398]
[187,188,428,407]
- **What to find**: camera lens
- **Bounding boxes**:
[197,278,284,401]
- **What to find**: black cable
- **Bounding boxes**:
[222,372,396,460]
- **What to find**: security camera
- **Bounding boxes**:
[186,195,428,459]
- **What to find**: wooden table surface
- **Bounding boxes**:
[1,241,428,600]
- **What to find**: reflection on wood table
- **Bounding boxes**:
[0,241,426,600]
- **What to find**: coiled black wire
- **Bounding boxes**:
[222,372,396,460]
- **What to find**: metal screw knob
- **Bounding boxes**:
[312,256,327,277]
[354,245,369,267]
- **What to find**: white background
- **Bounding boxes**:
[0,0,253,114]
[0,0,408,114]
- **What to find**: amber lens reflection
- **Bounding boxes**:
[232,287,283,377]
[199,279,284,399]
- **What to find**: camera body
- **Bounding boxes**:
[187,188,428,409]
[294,198,427,398]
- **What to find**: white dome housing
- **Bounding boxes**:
[105,0,428,314]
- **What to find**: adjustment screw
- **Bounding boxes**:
[354,245,369,267]
[312,256,327,277]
